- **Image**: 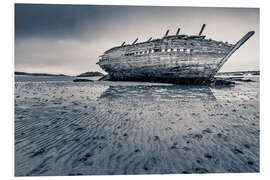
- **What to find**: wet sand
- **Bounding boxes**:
[15,75,259,176]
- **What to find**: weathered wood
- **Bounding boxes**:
[98,27,254,84]
[198,24,206,36]
[164,30,169,38]
[132,38,138,45]
[121,41,126,46]
[176,28,181,35]
[208,31,255,79]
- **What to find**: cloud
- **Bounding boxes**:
[15,4,259,75]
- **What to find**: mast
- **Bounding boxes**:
[198,24,206,36]
[121,41,125,46]
[147,37,152,42]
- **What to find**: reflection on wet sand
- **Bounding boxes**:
[100,85,217,101]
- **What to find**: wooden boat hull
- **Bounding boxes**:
[98,31,254,84]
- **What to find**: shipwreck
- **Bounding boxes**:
[97,24,254,84]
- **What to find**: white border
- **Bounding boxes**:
[1,0,269,180]
[13,0,261,7]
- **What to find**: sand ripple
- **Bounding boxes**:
[15,77,259,176]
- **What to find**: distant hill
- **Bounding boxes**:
[77,71,104,77]
[15,72,67,76]
[217,71,260,76]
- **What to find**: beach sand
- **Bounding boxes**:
[14,75,259,176]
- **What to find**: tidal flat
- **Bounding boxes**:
[15,75,259,176]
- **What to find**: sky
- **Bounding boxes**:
[15,4,259,75]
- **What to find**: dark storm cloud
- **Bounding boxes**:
[15,4,176,40]
[15,4,259,75]
[15,4,123,39]
[15,4,258,39]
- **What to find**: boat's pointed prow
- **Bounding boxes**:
[208,31,255,80]
[235,31,255,47]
